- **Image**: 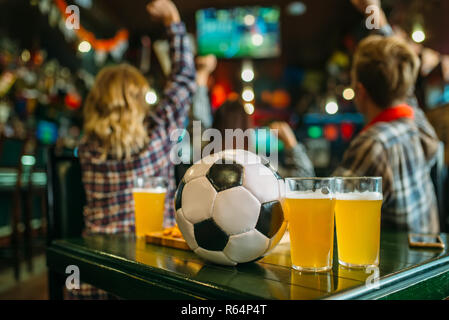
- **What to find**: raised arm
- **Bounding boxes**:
[147,0,196,136]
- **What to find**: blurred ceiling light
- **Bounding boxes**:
[308,125,322,139]
[242,87,255,102]
[241,69,254,82]
[342,87,355,100]
[325,99,339,115]
[244,103,255,115]
[287,1,307,16]
[411,26,426,43]
[145,89,158,105]
[244,14,256,26]
[21,155,36,166]
[251,34,264,46]
[78,40,91,53]
[241,59,254,82]
[21,49,31,62]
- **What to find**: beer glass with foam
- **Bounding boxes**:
[284,178,335,272]
[133,176,167,238]
[335,177,383,268]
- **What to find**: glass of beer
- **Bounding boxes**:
[133,176,168,238]
[335,177,383,268]
[284,178,336,272]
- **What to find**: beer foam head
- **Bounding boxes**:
[132,187,167,193]
[286,190,333,199]
[335,191,383,201]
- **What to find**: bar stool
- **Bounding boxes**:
[46,147,85,299]
[23,141,48,273]
[0,136,26,281]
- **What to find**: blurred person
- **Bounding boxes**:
[185,56,314,178]
[334,35,440,233]
[173,54,216,182]
[289,0,440,233]
[211,98,315,178]
[74,0,195,299]
[269,121,315,178]
[337,0,440,233]
[212,98,252,151]
[176,55,216,163]
[191,54,216,129]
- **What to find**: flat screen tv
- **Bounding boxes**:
[196,6,281,59]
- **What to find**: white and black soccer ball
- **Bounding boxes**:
[174,149,287,266]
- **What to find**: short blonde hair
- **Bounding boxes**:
[83,64,150,160]
[352,35,420,108]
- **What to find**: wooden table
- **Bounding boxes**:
[46,230,449,300]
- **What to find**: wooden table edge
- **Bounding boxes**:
[325,254,449,300]
[46,240,265,300]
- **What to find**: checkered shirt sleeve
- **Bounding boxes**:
[333,120,440,234]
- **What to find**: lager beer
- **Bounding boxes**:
[284,178,335,272]
[335,177,382,268]
[133,177,167,238]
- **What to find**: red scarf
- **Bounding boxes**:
[363,104,415,132]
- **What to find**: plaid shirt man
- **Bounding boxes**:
[333,101,440,234]
[331,24,441,234]
[69,22,196,299]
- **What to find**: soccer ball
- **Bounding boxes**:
[174,149,287,266]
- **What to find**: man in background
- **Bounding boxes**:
[330,0,439,233]
[276,0,441,233]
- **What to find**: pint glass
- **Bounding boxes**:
[133,176,167,238]
[335,177,383,268]
[284,178,335,272]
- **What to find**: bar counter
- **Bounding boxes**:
[46,230,449,300]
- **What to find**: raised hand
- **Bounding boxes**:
[196,55,217,75]
[146,0,181,26]
[350,0,388,29]
[350,0,381,13]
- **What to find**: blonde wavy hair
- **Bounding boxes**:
[83,64,150,160]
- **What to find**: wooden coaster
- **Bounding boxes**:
[145,231,191,251]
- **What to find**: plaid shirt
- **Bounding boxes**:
[68,23,195,300]
[333,104,440,234]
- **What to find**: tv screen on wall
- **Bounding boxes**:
[196,6,281,59]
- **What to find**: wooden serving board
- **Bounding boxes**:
[145,231,191,251]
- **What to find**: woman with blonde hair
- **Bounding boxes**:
[70,0,195,299]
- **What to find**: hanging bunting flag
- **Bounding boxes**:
[110,41,128,62]
[52,0,129,54]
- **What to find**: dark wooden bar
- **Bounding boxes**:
[46,230,449,300]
